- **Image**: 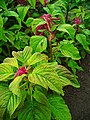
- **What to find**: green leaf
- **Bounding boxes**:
[75,0,80,3]
[57,24,76,40]
[0,0,7,10]
[12,51,23,63]
[18,99,51,120]
[9,75,26,96]
[16,17,22,26]
[0,83,10,108]
[7,94,21,116]
[9,24,21,30]
[3,58,18,68]
[82,29,90,35]
[28,63,64,95]
[17,6,30,21]
[0,27,3,40]
[0,15,3,40]
[48,95,71,120]
[55,65,80,88]
[33,86,48,105]
[39,0,44,5]
[7,14,21,26]
[28,0,36,9]
[27,53,47,65]
[76,34,90,51]
[0,47,2,53]
[68,59,82,70]
[30,36,47,53]
[68,59,83,74]
[22,46,32,63]
[0,15,3,28]
[0,63,14,81]
[12,46,32,64]
[26,17,34,27]
[4,11,19,17]
[0,83,22,116]
[4,31,15,44]
[59,41,81,60]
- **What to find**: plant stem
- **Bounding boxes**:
[49,40,52,61]
[48,32,53,61]
[27,65,31,71]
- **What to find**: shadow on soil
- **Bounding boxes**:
[64,55,90,120]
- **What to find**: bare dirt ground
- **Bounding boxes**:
[64,55,90,120]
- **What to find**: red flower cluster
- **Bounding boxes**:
[44,0,48,6]
[14,0,25,5]
[18,0,25,4]
[75,17,81,25]
[36,14,60,38]
[14,66,27,78]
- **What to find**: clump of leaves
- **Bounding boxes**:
[0,46,80,120]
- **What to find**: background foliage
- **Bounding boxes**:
[0,0,90,120]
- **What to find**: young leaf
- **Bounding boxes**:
[12,46,32,64]
[68,59,83,74]
[30,36,47,53]
[0,63,14,81]
[48,95,72,120]
[18,99,51,120]
[59,41,81,60]
[57,24,76,40]
[0,84,22,116]
[27,53,47,65]
[17,6,30,21]
[3,58,18,68]
[28,63,64,95]
[76,34,90,51]
[22,46,32,63]
[12,51,23,63]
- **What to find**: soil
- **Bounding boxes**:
[64,54,90,120]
